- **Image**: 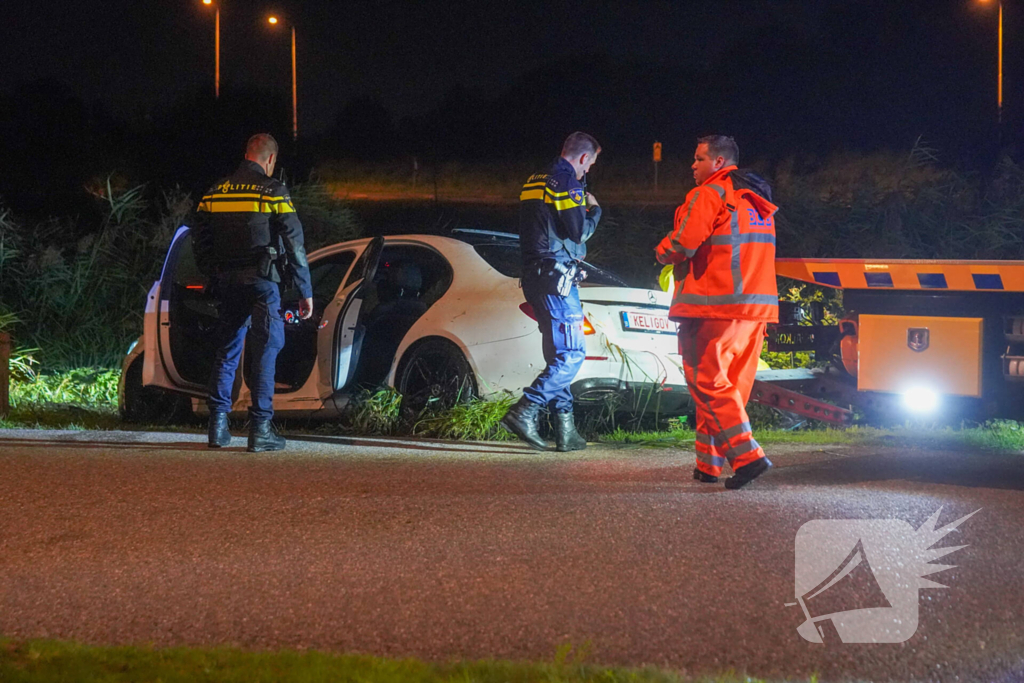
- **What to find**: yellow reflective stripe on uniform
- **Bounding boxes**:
[200,201,266,213]
[273,203,296,214]
[544,194,581,211]
[522,181,547,190]
[544,186,571,199]
[520,188,545,201]
[203,193,264,201]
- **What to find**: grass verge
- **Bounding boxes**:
[598,421,1024,453]
[0,639,817,683]
[4,368,1024,454]
[2,365,123,430]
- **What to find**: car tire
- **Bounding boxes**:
[396,338,477,414]
[120,354,194,425]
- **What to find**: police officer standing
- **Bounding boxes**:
[501,132,602,451]
[192,133,313,452]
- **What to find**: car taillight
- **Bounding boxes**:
[520,303,595,335]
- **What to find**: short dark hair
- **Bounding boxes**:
[697,135,739,165]
[562,131,601,159]
[246,133,279,162]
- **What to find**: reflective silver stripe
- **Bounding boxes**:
[696,432,714,446]
[715,422,752,444]
[706,184,726,198]
[671,190,703,257]
[696,451,726,468]
[725,439,761,462]
[709,233,776,246]
[730,209,742,295]
[675,293,780,306]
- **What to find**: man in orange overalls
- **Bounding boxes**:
[655,135,778,489]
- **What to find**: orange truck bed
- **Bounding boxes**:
[775,258,1024,292]
[762,258,1024,422]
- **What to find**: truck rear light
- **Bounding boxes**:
[519,303,536,320]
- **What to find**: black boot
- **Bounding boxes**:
[693,467,718,483]
[500,397,548,450]
[554,411,587,452]
[248,418,286,453]
[725,457,773,490]
[208,412,231,448]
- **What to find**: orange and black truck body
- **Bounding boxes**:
[770,259,1024,420]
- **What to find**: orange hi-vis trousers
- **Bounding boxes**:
[678,318,768,478]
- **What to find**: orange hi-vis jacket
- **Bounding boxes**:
[655,166,779,322]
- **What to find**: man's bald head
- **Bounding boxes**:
[245,133,278,177]
[245,133,279,163]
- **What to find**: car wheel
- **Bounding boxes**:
[396,339,477,413]
[121,354,194,424]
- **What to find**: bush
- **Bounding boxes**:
[0,178,361,372]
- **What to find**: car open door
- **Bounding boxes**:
[141,227,187,392]
[318,236,384,398]
[147,226,224,397]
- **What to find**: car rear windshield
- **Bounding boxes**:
[473,243,629,287]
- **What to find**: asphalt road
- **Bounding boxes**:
[1,429,1022,682]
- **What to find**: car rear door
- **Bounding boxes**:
[146,226,223,397]
[318,236,384,397]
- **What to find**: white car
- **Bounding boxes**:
[119,228,691,421]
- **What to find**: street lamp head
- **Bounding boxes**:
[203,0,212,5]
[268,16,279,24]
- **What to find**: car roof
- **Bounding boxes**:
[307,233,485,261]
[307,229,528,260]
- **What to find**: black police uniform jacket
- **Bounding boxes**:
[519,157,601,266]
[193,160,313,299]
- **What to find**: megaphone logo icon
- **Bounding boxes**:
[790,507,978,644]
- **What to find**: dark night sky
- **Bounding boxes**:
[3,0,1014,144]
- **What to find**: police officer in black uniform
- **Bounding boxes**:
[192,133,313,452]
[501,132,602,451]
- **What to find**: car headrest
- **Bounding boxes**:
[385,262,422,297]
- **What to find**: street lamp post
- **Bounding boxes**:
[998,1,1004,124]
[268,16,298,141]
[980,0,1004,124]
[203,0,220,99]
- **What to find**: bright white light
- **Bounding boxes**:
[902,387,940,414]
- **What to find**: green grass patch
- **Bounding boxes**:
[414,394,517,441]
[599,421,1024,453]
[10,367,119,410]
[2,364,122,430]
[0,638,817,683]
[0,406,123,431]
